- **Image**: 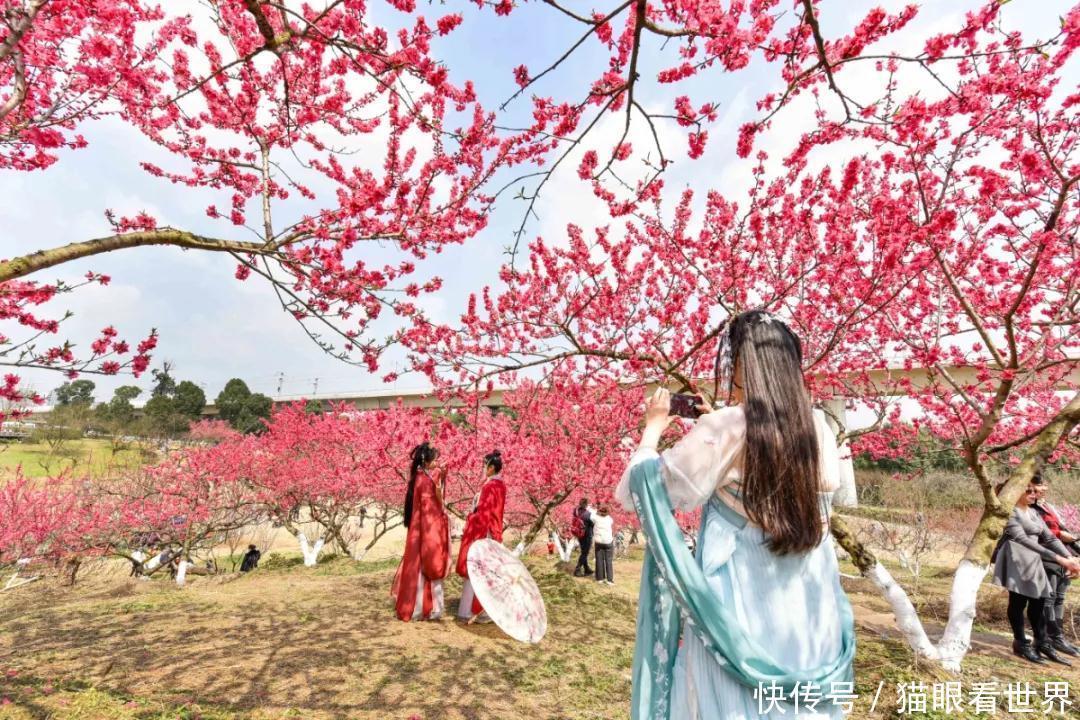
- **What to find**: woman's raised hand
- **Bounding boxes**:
[644,388,674,429]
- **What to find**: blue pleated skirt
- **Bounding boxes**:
[669,498,852,719]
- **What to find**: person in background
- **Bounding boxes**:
[240,544,261,572]
[590,505,615,585]
[392,441,451,621]
[572,497,595,577]
[1031,472,1080,656]
[457,450,507,623]
[992,481,1080,665]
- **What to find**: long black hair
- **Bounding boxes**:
[728,310,823,555]
[404,441,438,528]
[484,449,503,475]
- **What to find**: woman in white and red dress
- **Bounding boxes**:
[456,450,506,622]
[392,441,451,621]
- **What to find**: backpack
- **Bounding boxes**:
[570,510,586,539]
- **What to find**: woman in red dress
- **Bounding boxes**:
[393,442,451,621]
[456,450,506,622]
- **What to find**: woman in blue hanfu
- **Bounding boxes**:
[616,310,856,719]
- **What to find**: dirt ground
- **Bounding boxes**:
[0,551,637,720]
[2,547,1080,720]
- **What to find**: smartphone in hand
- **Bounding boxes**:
[669,393,703,419]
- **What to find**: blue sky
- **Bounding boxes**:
[0,0,1070,406]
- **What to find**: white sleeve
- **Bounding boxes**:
[615,407,746,513]
[615,447,658,511]
[815,409,841,493]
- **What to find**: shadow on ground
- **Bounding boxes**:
[0,556,635,720]
[3,553,1078,720]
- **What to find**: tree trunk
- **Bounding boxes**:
[934,560,990,671]
[354,518,402,561]
[60,557,81,586]
[175,559,189,587]
[522,515,548,550]
[329,522,353,558]
[829,515,878,573]
[551,532,577,563]
[521,490,573,550]
[862,560,940,660]
[298,531,326,567]
[828,392,1080,671]
[822,399,858,507]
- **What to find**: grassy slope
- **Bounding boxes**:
[2,551,1079,720]
[0,439,151,480]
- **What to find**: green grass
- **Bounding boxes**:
[0,438,153,479]
[852,631,1078,719]
[0,678,240,720]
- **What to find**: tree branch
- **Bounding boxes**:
[799,0,851,120]
[0,229,283,282]
[0,0,48,64]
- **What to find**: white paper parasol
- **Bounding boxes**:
[466,539,547,643]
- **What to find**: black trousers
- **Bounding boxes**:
[575,535,593,573]
[594,543,614,582]
[1008,591,1048,646]
[1045,566,1071,637]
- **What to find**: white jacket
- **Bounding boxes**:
[590,512,615,545]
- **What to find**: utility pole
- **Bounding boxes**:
[276,372,284,396]
[313,378,319,396]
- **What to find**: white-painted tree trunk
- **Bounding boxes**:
[551,532,564,561]
[935,560,990,672]
[512,542,526,557]
[175,560,188,587]
[861,558,990,671]
[864,562,939,660]
[834,442,857,508]
[551,532,577,563]
[144,552,164,571]
[4,560,39,591]
[823,399,858,507]
[298,532,325,567]
[3,573,38,591]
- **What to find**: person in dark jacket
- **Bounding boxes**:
[992,482,1080,664]
[240,544,261,572]
[573,498,595,577]
[1032,472,1080,656]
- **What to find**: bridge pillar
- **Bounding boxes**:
[822,399,858,508]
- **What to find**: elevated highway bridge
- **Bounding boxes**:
[201,363,1080,415]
